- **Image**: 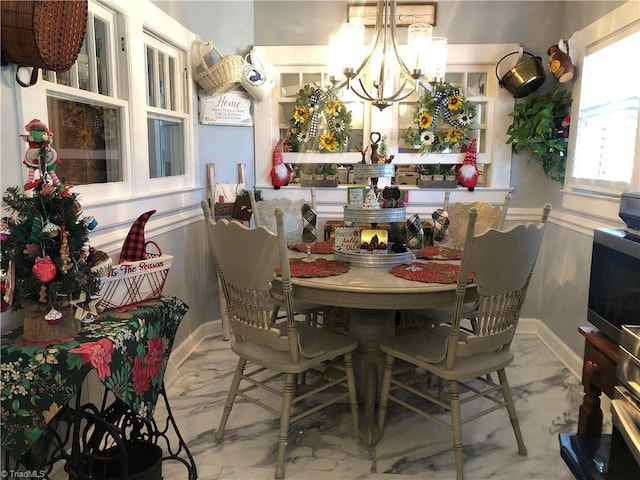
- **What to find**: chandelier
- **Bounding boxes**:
[328,1,447,110]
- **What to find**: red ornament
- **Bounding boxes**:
[32,255,57,283]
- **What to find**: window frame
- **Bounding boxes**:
[252,43,517,189]
[16,0,200,247]
[562,1,640,223]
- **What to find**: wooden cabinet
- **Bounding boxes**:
[577,326,619,434]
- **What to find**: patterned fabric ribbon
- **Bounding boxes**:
[432,88,461,126]
[431,208,450,242]
[301,203,317,243]
[308,88,339,138]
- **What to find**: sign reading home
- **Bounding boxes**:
[199,90,253,126]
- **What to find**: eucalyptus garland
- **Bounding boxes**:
[288,84,352,153]
[403,83,476,154]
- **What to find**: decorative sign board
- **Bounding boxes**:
[348,2,437,27]
[199,90,253,126]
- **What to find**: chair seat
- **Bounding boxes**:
[231,323,357,374]
[380,327,515,380]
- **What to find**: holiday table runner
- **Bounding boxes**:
[279,258,349,278]
[389,262,474,284]
[415,246,464,260]
[0,296,188,460]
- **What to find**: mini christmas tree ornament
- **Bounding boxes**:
[45,308,63,325]
[455,138,479,191]
[32,255,57,283]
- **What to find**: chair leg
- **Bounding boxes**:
[438,377,446,414]
[275,373,296,480]
[497,368,528,456]
[377,354,394,433]
[215,358,246,442]
[449,380,465,480]
[344,353,359,439]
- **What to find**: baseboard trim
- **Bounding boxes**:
[164,319,224,387]
[518,317,583,378]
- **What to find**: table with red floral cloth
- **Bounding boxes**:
[389,262,474,284]
[287,239,335,254]
[0,296,188,461]
[414,246,464,260]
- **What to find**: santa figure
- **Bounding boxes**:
[455,138,479,191]
[270,135,292,189]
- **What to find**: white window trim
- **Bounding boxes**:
[16,0,201,250]
[562,0,640,224]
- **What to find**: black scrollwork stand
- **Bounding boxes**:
[3,383,197,480]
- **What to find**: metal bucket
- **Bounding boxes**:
[496,51,546,98]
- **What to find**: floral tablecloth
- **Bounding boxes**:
[0,296,188,460]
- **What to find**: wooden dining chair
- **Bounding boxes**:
[399,191,513,334]
[201,200,231,341]
[249,188,325,327]
[443,191,512,248]
[210,209,359,480]
[378,203,551,480]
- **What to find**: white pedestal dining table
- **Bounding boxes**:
[274,250,478,448]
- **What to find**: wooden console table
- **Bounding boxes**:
[1,296,197,479]
[577,326,619,435]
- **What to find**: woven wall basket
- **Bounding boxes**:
[1,0,88,72]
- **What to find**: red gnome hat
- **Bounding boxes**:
[270,135,292,189]
[119,210,156,262]
[455,138,479,191]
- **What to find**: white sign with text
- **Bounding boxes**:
[199,90,253,126]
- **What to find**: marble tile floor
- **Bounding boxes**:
[158,333,595,480]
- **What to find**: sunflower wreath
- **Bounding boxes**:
[288,84,352,153]
[403,83,476,154]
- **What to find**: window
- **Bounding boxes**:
[568,24,639,194]
[144,32,187,178]
[563,2,640,220]
[17,0,199,234]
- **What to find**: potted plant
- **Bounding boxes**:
[506,88,572,183]
[444,167,457,182]
[430,164,444,181]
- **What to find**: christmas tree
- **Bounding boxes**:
[1,119,102,321]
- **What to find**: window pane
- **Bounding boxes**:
[147,117,184,178]
[168,56,176,110]
[147,46,156,107]
[158,52,166,109]
[77,36,90,91]
[571,29,639,190]
[47,97,122,185]
[95,17,110,95]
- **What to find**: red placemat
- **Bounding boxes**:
[415,246,463,260]
[389,262,473,284]
[278,258,350,278]
[288,240,335,255]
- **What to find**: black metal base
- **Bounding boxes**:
[4,383,197,480]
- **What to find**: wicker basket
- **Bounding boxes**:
[194,42,244,96]
[1,1,88,71]
[99,242,172,310]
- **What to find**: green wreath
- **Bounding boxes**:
[403,83,476,154]
[288,84,352,153]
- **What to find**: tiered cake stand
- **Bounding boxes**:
[334,164,412,267]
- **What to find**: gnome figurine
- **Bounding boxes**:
[270,135,292,189]
[455,138,479,191]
